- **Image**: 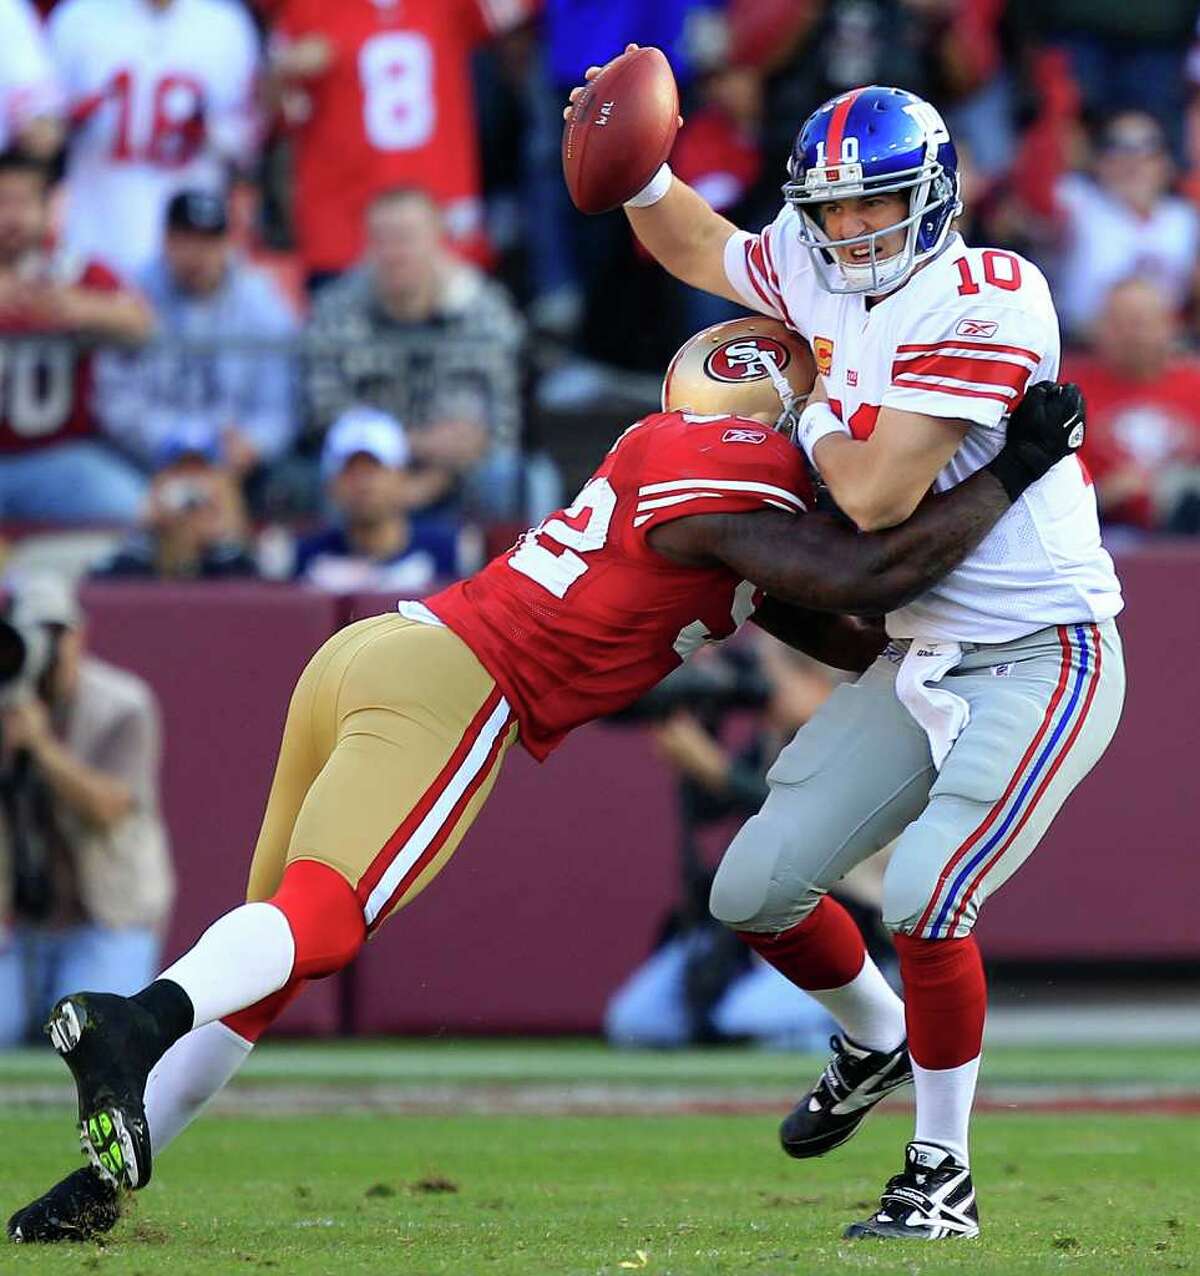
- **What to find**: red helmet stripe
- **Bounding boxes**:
[824,88,863,171]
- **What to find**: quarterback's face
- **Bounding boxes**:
[816,193,909,265]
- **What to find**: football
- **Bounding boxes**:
[562,46,680,214]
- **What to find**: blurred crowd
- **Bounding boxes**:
[0,0,1199,582]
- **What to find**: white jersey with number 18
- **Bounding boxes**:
[725,212,1122,644]
[48,0,260,278]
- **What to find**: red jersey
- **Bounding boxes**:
[426,411,813,759]
[0,255,121,454]
[1063,352,1200,527]
[276,0,529,274]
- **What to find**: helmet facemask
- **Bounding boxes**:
[785,162,960,297]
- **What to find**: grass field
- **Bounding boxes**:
[1,1040,1197,1275]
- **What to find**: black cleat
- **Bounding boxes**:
[844,1141,980,1240]
[7,1167,121,1243]
[780,1034,912,1159]
[46,993,159,1191]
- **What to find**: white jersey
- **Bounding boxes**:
[0,0,61,151]
[725,212,1123,644]
[48,0,260,278]
[1053,174,1199,336]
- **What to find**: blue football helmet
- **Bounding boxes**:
[783,85,961,296]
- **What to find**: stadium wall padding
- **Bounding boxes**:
[78,548,1200,1034]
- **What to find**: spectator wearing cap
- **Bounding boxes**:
[95,189,299,493]
[91,421,258,579]
[1063,277,1200,532]
[1045,112,1200,339]
[306,186,562,524]
[293,405,470,593]
[0,574,172,1047]
[0,150,152,523]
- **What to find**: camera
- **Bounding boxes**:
[158,476,213,515]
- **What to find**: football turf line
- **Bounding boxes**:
[1,1039,1196,1086]
[0,1111,1196,1275]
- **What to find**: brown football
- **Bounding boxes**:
[562,47,680,215]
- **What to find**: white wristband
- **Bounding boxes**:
[796,400,850,464]
[624,163,673,209]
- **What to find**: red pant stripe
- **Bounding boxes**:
[355,686,504,903]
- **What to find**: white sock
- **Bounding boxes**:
[809,956,906,1053]
[912,1054,981,1167]
[145,1020,254,1154]
[158,902,295,1029]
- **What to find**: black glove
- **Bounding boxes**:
[987,381,1086,502]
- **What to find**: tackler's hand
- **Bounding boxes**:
[987,381,1086,503]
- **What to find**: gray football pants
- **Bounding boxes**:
[711,621,1125,939]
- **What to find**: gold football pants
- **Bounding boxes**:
[244,614,518,930]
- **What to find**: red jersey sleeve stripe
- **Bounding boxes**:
[896,339,1041,362]
[744,238,782,313]
[761,226,782,293]
[892,354,1033,392]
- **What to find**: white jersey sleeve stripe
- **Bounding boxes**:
[892,346,1039,371]
[637,477,806,508]
[896,338,1042,362]
[891,378,1016,406]
[635,491,725,513]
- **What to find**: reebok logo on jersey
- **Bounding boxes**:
[956,318,999,338]
[846,369,858,386]
[722,428,768,445]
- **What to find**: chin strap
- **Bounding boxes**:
[753,347,809,440]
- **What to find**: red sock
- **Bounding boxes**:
[269,858,366,979]
[220,861,364,1043]
[893,932,986,1069]
[736,897,866,990]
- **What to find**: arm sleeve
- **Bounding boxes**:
[630,418,812,539]
[721,205,812,330]
[90,696,160,811]
[882,304,1052,430]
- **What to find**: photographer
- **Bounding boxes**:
[605,634,894,1049]
[0,576,173,1047]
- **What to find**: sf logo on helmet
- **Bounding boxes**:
[704,337,792,383]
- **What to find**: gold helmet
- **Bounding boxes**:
[661,317,816,428]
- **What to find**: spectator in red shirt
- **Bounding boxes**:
[0,150,152,523]
[267,0,534,291]
[1063,277,1200,532]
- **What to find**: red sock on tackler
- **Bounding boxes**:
[269,858,367,979]
[893,931,987,1069]
[736,896,867,990]
[221,861,365,1043]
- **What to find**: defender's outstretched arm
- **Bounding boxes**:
[649,467,1011,617]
